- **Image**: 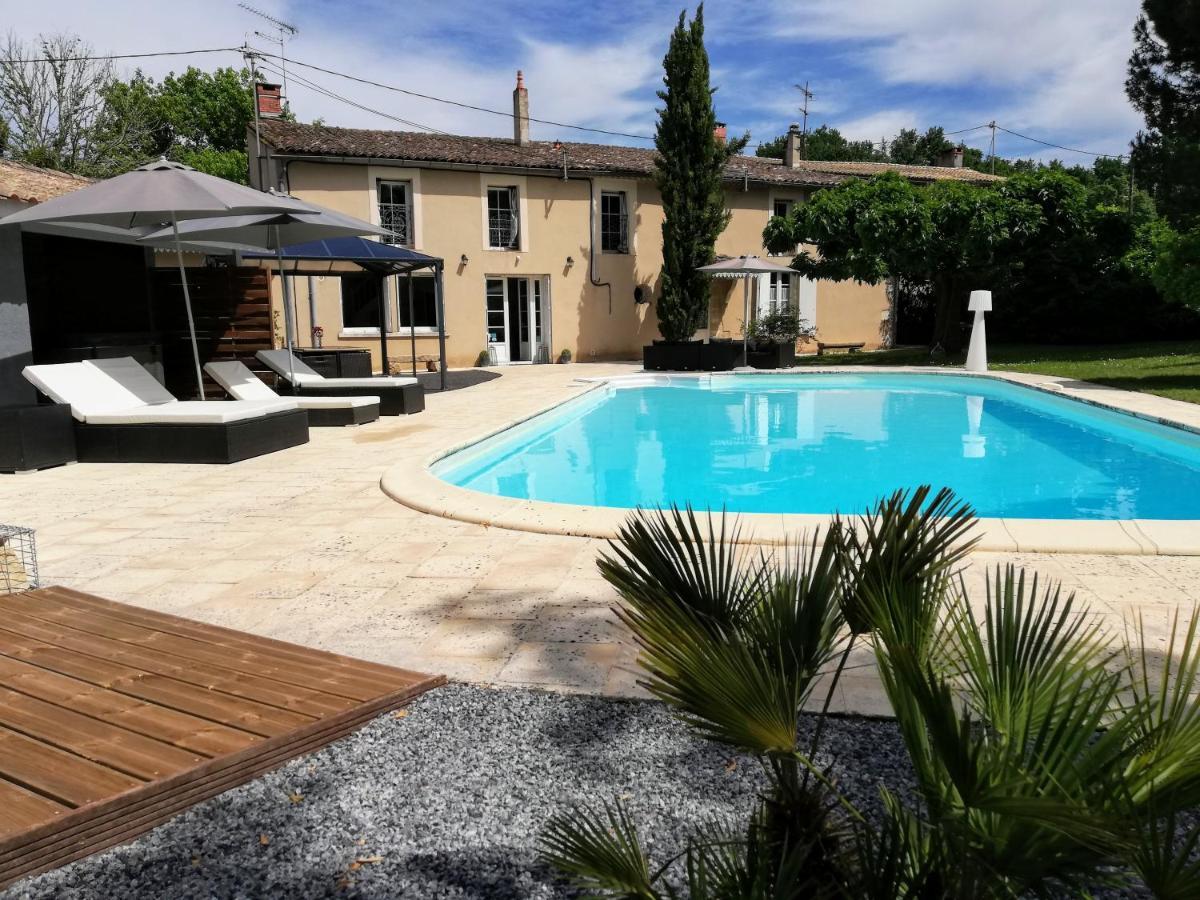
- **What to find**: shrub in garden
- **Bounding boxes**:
[542,487,1200,898]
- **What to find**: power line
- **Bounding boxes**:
[252,49,657,142]
[993,124,1125,158]
[944,123,990,136]
[3,47,240,64]
[253,55,449,135]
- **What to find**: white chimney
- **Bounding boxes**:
[513,71,530,146]
[784,123,803,168]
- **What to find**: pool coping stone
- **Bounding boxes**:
[380,367,1200,556]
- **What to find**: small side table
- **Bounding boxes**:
[0,404,77,473]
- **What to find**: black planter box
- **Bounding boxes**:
[747,342,797,369]
[643,341,703,371]
[0,404,77,473]
[701,340,745,371]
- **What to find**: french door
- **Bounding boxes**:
[485,277,548,364]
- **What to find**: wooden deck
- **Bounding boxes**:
[0,586,444,889]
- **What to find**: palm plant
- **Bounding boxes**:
[540,487,1200,898]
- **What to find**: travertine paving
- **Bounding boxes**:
[2,363,1198,714]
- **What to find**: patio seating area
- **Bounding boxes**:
[0,586,442,889]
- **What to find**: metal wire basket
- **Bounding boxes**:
[0,525,38,594]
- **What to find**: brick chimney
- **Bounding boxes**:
[784,123,803,168]
[937,145,964,168]
[713,121,727,144]
[513,70,530,146]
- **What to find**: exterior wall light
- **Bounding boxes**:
[566,256,575,268]
[460,254,469,266]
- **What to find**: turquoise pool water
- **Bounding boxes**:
[433,374,1200,520]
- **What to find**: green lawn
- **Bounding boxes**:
[793,341,1200,405]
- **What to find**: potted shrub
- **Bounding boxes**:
[642,8,747,372]
[745,308,812,369]
[557,348,573,364]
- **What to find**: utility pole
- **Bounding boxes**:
[1128,157,1136,217]
[988,121,997,175]
[240,44,264,188]
[238,3,298,108]
[794,81,814,159]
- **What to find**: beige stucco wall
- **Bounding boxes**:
[278,161,891,370]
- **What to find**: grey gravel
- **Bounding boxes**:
[4,683,1151,899]
[3,684,790,899]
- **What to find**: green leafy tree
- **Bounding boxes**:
[765,172,1039,350]
[887,125,952,165]
[755,124,882,162]
[1152,224,1200,307]
[543,488,1200,898]
[653,5,747,342]
[1127,0,1200,227]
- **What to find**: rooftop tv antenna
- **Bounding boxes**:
[238,3,298,103]
[794,81,814,158]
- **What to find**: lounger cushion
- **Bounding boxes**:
[85,399,297,425]
[205,360,280,402]
[294,395,379,409]
[25,358,302,425]
[256,349,321,380]
[86,358,176,405]
[294,376,419,389]
[23,362,144,421]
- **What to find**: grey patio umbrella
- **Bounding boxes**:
[141,201,390,384]
[0,159,316,399]
[696,255,800,365]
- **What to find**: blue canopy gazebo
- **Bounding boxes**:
[242,236,448,391]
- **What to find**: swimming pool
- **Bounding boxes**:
[432,374,1200,520]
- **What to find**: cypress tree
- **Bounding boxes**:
[653,5,746,342]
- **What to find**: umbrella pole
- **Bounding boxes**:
[172,219,206,401]
[274,226,297,385]
[743,278,749,366]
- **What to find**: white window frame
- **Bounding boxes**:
[766,190,803,256]
[480,173,529,252]
[592,178,638,256]
[376,179,412,247]
[600,190,629,254]
[367,165,424,250]
[338,276,382,338]
[394,273,440,335]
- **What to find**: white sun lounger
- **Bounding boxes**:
[22,357,309,463]
[256,349,425,415]
[205,360,380,427]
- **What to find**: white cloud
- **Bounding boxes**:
[2,0,665,143]
[3,0,1147,161]
[833,109,922,143]
[757,0,1143,155]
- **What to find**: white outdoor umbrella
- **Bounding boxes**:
[696,255,799,364]
[141,201,391,384]
[0,159,317,399]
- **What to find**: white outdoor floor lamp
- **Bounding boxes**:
[965,289,992,373]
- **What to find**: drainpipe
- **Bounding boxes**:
[307,275,317,341]
[583,176,613,315]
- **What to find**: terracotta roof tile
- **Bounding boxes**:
[0,159,93,204]
[258,120,1004,187]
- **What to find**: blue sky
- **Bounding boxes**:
[9,1,1145,163]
